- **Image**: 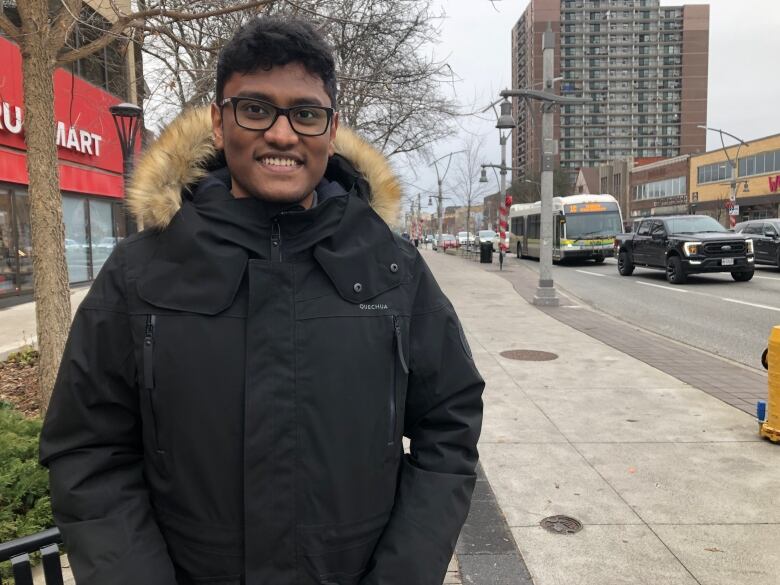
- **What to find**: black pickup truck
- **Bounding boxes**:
[614,215,755,284]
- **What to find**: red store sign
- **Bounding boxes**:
[0,35,139,198]
[769,175,780,193]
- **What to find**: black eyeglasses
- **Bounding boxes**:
[219,97,334,136]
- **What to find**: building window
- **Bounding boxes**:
[738,149,780,178]
[634,176,686,201]
[697,162,733,185]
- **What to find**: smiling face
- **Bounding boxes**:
[211,63,339,207]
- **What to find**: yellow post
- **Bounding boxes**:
[760,326,780,443]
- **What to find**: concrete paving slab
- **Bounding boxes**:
[0,287,89,360]
[456,554,533,585]
[577,442,780,524]
[493,351,690,392]
[480,443,642,527]
[650,524,780,585]
[480,398,569,445]
[532,385,760,443]
[511,525,699,585]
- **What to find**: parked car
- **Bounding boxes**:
[614,215,755,284]
[734,219,780,268]
[475,229,499,252]
[456,231,475,247]
[94,236,120,250]
[437,234,457,250]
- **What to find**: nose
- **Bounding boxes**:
[263,113,299,147]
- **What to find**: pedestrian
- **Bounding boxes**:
[39,16,484,585]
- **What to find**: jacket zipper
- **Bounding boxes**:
[271,218,282,262]
[389,315,409,446]
[143,315,162,453]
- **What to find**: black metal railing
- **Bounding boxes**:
[0,528,64,585]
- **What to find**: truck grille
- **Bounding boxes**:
[703,241,746,256]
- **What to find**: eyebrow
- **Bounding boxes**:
[234,91,329,107]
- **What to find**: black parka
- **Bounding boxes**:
[39,108,484,585]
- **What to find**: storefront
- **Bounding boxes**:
[0,35,137,298]
[629,155,691,223]
[690,133,780,228]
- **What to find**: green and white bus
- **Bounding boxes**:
[509,194,623,263]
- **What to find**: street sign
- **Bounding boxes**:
[728,205,740,216]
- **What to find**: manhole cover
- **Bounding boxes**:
[500,350,558,361]
[540,515,583,534]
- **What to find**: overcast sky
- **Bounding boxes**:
[406,0,780,212]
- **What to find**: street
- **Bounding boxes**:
[508,255,779,370]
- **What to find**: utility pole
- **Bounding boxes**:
[417,193,422,240]
[429,150,465,247]
[537,25,558,306]
[496,25,589,306]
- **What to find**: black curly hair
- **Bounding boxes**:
[216,16,338,108]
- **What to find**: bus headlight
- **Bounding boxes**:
[746,239,754,254]
[683,242,702,257]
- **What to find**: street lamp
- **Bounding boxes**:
[499,24,590,306]
[697,125,750,228]
[429,150,465,248]
[109,102,143,234]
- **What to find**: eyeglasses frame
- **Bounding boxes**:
[219,96,335,137]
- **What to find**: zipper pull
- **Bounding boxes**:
[271,219,282,262]
[144,315,156,390]
[392,315,409,374]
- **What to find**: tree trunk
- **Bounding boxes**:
[20,1,72,414]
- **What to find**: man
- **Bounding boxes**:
[40,17,483,585]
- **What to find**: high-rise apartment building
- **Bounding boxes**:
[511,0,709,179]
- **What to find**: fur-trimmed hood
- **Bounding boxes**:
[127,107,401,230]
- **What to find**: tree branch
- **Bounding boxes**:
[0,12,21,42]
[56,0,274,66]
[50,0,82,49]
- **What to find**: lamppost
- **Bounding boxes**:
[497,24,590,306]
[109,102,143,235]
[697,125,751,228]
[429,150,465,247]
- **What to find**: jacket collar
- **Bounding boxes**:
[134,151,403,314]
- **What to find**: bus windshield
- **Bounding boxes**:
[564,212,623,240]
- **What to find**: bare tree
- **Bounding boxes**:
[141,0,457,155]
[509,167,573,204]
[448,135,487,241]
[0,0,273,411]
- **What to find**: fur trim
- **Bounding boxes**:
[127,106,401,229]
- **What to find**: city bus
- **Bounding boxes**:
[509,194,623,263]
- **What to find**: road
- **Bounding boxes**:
[509,255,779,370]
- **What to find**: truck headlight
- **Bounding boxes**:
[683,242,702,256]
[746,239,754,254]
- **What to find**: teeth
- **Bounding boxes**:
[261,157,300,167]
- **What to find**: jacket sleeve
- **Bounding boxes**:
[39,244,177,585]
[361,255,484,585]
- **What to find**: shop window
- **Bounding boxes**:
[0,191,15,295]
[63,196,89,283]
[89,199,115,276]
[13,191,32,293]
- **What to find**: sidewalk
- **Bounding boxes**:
[0,287,89,360]
[422,248,780,585]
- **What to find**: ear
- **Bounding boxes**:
[211,101,225,151]
[328,112,340,157]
